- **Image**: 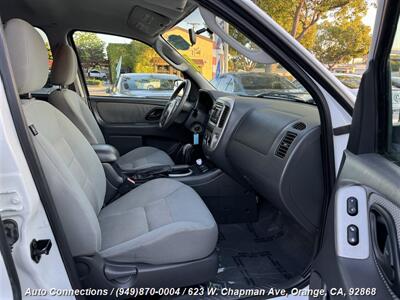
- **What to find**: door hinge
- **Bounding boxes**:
[30,239,52,263]
[2,219,19,251]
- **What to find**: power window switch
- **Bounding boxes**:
[347,225,359,246]
[347,197,358,216]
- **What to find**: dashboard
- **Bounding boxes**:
[196,89,324,233]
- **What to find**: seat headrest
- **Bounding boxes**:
[51,44,78,86]
[4,19,48,95]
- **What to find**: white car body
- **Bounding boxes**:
[88,69,107,79]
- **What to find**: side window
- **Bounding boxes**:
[72,31,182,99]
[32,28,57,95]
[389,24,400,155]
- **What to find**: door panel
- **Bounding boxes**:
[311,151,400,299]
[94,98,164,124]
[90,96,191,155]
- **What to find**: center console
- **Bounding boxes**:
[125,163,207,184]
[203,97,234,152]
[96,149,215,203]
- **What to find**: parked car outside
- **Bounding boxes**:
[211,72,312,102]
[392,76,400,88]
[88,69,107,79]
[333,73,362,95]
[334,73,400,125]
[113,73,182,98]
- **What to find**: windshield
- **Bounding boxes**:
[239,74,296,90]
[163,9,313,103]
[164,2,377,100]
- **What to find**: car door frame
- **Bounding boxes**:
[310,0,400,298]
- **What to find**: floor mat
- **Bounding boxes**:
[164,205,314,300]
[214,209,313,290]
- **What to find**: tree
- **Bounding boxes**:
[313,17,371,69]
[228,53,257,72]
[106,43,135,82]
[131,41,158,73]
[74,32,105,70]
[256,0,368,47]
[227,26,258,72]
[106,41,160,82]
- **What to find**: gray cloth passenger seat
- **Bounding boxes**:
[48,44,174,172]
[4,18,218,287]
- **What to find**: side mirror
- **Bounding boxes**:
[188,28,197,46]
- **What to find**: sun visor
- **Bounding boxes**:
[200,7,275,64]
[127,6,170,36]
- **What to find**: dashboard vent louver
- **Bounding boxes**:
[210,102,223,124]
[218,105,230,128]
[293,122,306,131]
[275,131,297,158]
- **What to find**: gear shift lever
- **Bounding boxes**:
[179,144,194,164]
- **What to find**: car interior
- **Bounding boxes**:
[0,0,328,295]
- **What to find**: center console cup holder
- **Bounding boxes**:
[169,165,193,177]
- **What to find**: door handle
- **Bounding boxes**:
[145,108,163,121]
[370,205,400,296]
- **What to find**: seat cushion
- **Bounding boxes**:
[116,146,174,172]
[98,178,218,264]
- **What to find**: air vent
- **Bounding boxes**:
[293,122,306,130]
[275,131,297,158]
[218,105,230,128]
[210,102,223,124]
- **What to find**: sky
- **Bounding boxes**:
[363,1,377,28]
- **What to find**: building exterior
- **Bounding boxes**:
[161,27,214,80]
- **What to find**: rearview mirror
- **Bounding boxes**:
[188,28,196,46]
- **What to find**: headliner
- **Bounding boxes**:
[0,0,197,43]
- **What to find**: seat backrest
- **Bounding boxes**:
[49,44,105,144]
[4,19,106,256]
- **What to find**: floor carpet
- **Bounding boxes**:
[164,205,314,300]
